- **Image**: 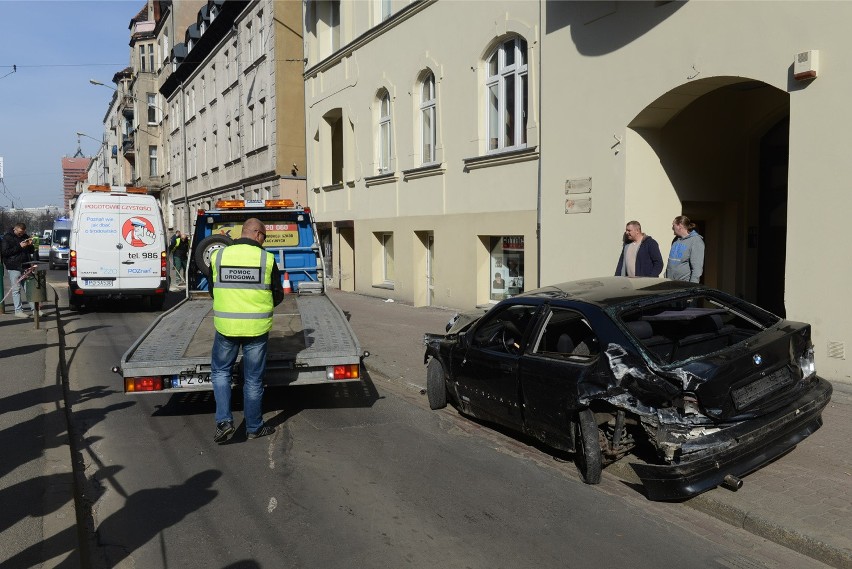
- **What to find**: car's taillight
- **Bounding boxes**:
[126,376,164,392]
[161,251,167,278]
[327,364,360,380]
[69,250,77,276]
[798,346,816,381]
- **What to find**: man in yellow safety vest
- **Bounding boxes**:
[210,218,284,443]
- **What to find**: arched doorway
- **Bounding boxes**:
[627,77,789,314]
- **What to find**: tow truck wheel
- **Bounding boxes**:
[194,234,233,278]
[426,358,447,410]
[575,409,602,485]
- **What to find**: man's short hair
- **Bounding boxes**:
[14,223,26,231]
[626,220,641,231]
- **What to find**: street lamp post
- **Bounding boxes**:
[76,131,108,184]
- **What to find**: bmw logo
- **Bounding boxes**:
[753,354,763,366]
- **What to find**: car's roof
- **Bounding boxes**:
[520,277,701,307]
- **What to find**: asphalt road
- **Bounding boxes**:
[44,271,832,569]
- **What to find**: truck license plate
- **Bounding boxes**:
[177,373,211,387]
[83,279,114,287]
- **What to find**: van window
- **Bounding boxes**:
[53,229,71,246]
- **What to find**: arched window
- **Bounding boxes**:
[378,91,392,173]
[420,72,436,164]
[485,36,528,152]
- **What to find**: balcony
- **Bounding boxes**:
[122,135,135,155]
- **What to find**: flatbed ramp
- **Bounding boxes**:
[122,294,360,377]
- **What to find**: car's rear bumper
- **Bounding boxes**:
[631,376,832,501]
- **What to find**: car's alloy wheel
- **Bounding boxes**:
[575,408,602,484]
[426,358,447,410]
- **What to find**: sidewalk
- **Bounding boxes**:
[0,282,80,568]
[328,289,852,569]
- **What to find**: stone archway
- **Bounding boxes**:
[626,77,789,313]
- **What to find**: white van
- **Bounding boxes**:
[68,186,169,309]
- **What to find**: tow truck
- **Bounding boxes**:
[115,198,365,393]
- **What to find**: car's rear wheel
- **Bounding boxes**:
[194,234,233,278]
[426,358,447,410]
[575,409,602,484]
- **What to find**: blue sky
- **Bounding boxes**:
[0,1,138,208]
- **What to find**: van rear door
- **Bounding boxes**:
[117,197,163,289]
[75,197,122,289]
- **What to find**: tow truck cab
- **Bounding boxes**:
[188,198,323,292]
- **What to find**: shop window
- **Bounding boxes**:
[489,235,524,301]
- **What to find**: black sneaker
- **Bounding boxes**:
[213,421,235,443]
[247,425,274,439]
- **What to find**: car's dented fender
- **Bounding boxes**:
[602,343,684,405]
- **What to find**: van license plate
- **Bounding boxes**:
[83,279,114,287]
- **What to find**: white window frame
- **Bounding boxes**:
[149,145,158,177]
[259,99,266,145]
[485,36,528,152]
[377,91,392,173]
[420,72,436,165]
[147,93,157,125]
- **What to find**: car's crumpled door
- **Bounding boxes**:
[452,303,539,429]
[519,307,606,448]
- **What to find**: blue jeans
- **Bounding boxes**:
[6,269,33,313]
[211,331,269,433]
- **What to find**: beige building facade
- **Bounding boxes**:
[304,0,540,310]
[304,0,852,382]
[539,1,852,381]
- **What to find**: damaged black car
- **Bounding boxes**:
[423,277,832,501]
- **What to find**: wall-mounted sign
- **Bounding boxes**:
[565,197,592,214]
[565,177,591,194]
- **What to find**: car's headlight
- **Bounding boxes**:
[798,346,816,380]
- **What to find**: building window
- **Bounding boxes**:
[190,87,196,115]
[382,0,392,21]
[489,236,525,301]
[382,233,395,283]
[148,44,155,72]
[485,36,528,152]
[249,105,256,148]
[139,44,146,72]
[213,129,218,164]
[201,76,206,107]
[377,91,392,173]
[259,99,266,145]
[257,11,265,58]
[211,64,216,98]
[247,20,253,61]
[420,72,436,164]
[226,122,232,161]
[224,50,230,83]
[149,146,158,177]
[147,93,157,124]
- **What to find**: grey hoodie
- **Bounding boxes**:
[665,230,704,282]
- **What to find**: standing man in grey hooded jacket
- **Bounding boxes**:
[666,215,704,282]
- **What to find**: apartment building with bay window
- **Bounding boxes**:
[159,0,307,233]
[304,0,540,309]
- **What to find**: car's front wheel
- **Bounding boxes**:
[426,358,447,410]
[575,409,602,484]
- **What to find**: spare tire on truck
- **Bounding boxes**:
[194,234,233,278]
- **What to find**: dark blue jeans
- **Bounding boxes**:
[211,331,269,433]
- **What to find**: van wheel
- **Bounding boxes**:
[194,234,233,278]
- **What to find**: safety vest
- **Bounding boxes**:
[211,243,274,337]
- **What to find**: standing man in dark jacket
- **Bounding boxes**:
[1,223,39,317]
[615,220,664,277]
[209,218,285,443]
